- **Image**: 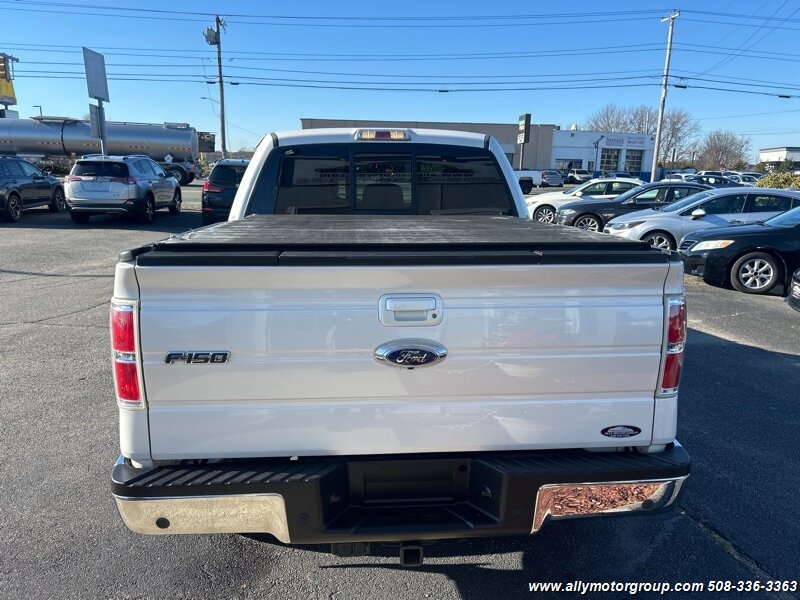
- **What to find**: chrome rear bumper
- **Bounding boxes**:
[113,444,690,544]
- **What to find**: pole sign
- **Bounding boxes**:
[89,103,104,139]
[82,47,109,102]
[197,131,216,153]
[517,113,531,145]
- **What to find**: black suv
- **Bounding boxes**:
[0,157,67,222]
[201,159,249,225]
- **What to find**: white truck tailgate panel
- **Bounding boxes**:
[136,264,667,458]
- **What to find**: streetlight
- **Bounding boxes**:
[593,135,604,176]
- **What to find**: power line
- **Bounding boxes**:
[690,108,800,121]
[16,62,663,81]
[0,4,666,27]
[14,68,662,87]
[698,1,795,75]
[681,17,800,32]
[671,83,800,99]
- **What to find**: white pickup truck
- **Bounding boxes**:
[110,128,689,566]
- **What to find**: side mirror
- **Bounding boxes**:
[574,190,583,197]
[158,172,166,178]
[621,199,636,206]
[42,168,52,176]
[690,208,706,219]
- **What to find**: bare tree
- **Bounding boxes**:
[627,105,658,134]
[696,131,751,170]
[584,104,629,132]
[585,104,701,167]
[659,108,701,165]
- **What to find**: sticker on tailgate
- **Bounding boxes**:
[601,425,642,438]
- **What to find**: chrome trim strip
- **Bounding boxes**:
[531,476,687,533]
[113,493,291,543]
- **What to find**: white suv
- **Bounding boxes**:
[65,155,181,224]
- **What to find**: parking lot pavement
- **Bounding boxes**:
[1,209,798,599]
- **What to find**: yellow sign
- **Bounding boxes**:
[0,78,15,105]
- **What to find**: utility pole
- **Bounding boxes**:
[650,10,679,182]
[204,17,227,158]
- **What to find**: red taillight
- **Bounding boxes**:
[203,181,224,193]
[111,307,135,352]
[114,361,141,403]
[660,297,686,395]
[111,176,137,185]
[667,302,686,346]
[661,353,684,391]
[111,304,142,407]
[65,175,81,182]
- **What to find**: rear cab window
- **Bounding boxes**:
[248,144,517,216]
[72,161,130,178]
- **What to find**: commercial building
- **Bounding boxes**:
[301,118,656,179]
[758,147,800,171]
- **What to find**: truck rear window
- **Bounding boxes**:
[72,161,130,178]
[249,144,516,216]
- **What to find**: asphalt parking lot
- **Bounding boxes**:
[2,183,798,599]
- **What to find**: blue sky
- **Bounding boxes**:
[4,0,800,159]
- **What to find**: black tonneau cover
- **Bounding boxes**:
[124,215,670,266]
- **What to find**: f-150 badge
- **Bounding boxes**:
[374,340,447,369]
[165,351,230,364]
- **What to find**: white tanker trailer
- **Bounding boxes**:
[0,117,207,185]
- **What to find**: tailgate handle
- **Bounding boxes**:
[380,295,442,327]
[385,298,436,312]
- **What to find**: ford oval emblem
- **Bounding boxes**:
[601,425,642,438]
[375,339,447,369]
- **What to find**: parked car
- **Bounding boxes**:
[683,175,741,188]
[201,159,250,225]
[661,172,694,181]
[603,171,634,179]
[540,169,564,187]
[556,181,711,231]
[679,205,800,295]
[514,169,563,193]
[726,174,758,186]
[696,170,725,177]
[526,177,644,223]
[605,188,800,250]
[0,157,66,222]
[64,155,181,224]
[564,168,592,184]
[741,171,766,180]
[788,268,800,312]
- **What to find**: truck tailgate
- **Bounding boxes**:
[130,216,673,459]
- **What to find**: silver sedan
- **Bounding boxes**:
[604,188,800,250]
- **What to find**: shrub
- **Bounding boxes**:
[755,172,800,189]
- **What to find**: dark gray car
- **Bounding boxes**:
[201,159,250,225]
[556,181,711,231]
[0,157,66,222]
